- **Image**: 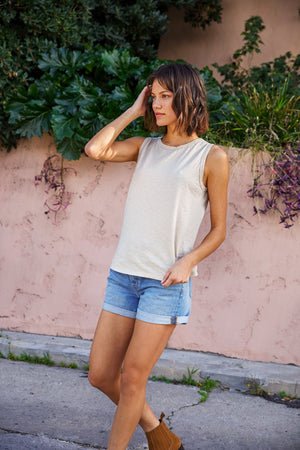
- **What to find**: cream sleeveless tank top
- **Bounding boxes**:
[111,137,213,280]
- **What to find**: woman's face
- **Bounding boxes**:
[151,79,177,129]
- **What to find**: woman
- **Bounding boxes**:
[85,63,229,450]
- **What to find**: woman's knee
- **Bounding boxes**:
[88,365,119,393]
[88,367,105,389]
[120,366,148,397]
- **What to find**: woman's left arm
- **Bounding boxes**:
[161,146,229,287]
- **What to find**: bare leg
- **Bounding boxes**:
[88,311,161,432]
[107,319,176,450]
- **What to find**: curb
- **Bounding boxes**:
[1,330,299,397]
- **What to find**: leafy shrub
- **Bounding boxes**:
[213,16,300,150]
[181,0,223,29]
[0,0,94,148]
[213,16,299,98]
[0,0,223,149]
[5,48,221,160]
[225,81,299,150]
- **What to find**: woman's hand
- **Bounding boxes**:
[85,86,151,161]
[161,256,194,287]
[131,85,152,118]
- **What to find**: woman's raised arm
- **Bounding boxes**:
[85,86,151,162]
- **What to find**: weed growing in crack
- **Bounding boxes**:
[245,378,300,408]
[4,351,87,372]
[152,367,219,402]
[68,363,78,369]
[7,351,55,366]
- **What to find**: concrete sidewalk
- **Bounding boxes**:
[0,330,299,396]
[1,358,299,449]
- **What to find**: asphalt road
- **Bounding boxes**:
[0,359,299,449]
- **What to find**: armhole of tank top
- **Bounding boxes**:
[199,144,214,191]
[136,136,152,162]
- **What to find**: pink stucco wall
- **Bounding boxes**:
[0,134,299,364]
[158,0,300,78]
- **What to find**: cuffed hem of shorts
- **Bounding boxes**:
[136,309,189,325]
[102,302,137,319]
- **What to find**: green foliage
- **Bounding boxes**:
[7,351,55,365]
[5,48,156,160]
[183,0,223,29]
[224,81,300,150]
[213,16,299,98]
[68,362,78,369]
[181,366,199,385]
[0,0,222,149]
[152,369,219,402]
[213,16,265,90]
[234,15,265,59]
[279,391,287,398]
[5,47,222,160]
[200,66,229,128]
[212,16,300,151]
[89,0,223,59]
[0,0,94,148]
[6,83,56,139]
[3,5,298,172]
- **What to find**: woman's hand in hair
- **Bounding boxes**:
[161,256,194,287]
[131,85,152,118]
[84,86,151,161]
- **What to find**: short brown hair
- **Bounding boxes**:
[145,63,209,136]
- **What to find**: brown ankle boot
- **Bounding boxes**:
[145,413,184,450]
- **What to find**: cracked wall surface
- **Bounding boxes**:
[0,134,299,365]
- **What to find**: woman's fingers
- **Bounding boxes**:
[131,86,150,116]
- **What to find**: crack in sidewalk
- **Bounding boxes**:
[0,426,104,449]
[165,394,203,429]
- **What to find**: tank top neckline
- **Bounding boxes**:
[159,136,204,150]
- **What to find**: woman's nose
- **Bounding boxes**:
[152,98,161,109]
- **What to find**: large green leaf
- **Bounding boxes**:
[51,111,78,140]
[6,84,53,138]
[5,87,29,124]
[38,47,91,76]
[56,131,87,161]
[101,49,143,82]
[17,100,52,138]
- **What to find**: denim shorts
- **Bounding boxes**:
[102,269,192,325]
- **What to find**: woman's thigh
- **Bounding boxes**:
[122,319,176,384]
[89,310,135,378]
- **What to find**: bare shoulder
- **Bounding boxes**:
[203,145,229,187]
[207,145,228,164]
[206,145,229,173]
